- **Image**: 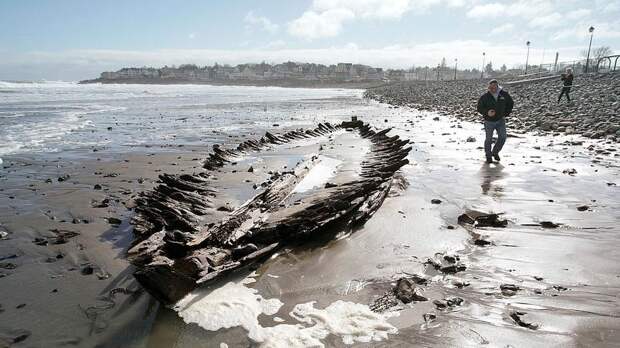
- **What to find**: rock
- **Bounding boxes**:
[457,213,475,225]
[0,262,16,269]
[433,116,440,121]
[6,330,31,344]
[394,278,428,303]
[473,238,492,246]
[106,217,122,225]
[57,174,70,182]
[466,136,476,142]
[324,182,337,188]
[93,198,110,208]
[433,297,463,310]
[443,255,457,263]
[540,221,559,228]
[500,284,521,296]
[423,313,436,323]
[459,211,507,228]
[562,168,577,175]
[607,125,620,134]
[440,264,467,274]
[509,311,539,330]
[81,265,94,275]
[33,238,48,246]
[446,297,464,306]
[93,184,103,190]
[577,205,590,211]
[248,166,254,173]
[433,299,447,309]
[431,198,442,204]
[452,279,470,288]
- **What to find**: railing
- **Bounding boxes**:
[596,55,620,73]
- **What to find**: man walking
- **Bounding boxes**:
[558,68,573,103]
[477,79,514,163]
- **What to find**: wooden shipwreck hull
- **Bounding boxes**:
[128,119,411,304]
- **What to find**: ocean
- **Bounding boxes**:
[0,81,373,159]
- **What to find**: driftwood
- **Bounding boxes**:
[128,119,411,304]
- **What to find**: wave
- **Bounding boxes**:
[0,80,77,88]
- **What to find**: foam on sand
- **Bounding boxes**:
[174,275,398,347]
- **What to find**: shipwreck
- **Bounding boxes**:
[128,118,412,304]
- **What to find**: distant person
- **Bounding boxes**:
[558,68,574,103]
[477,79,514,164]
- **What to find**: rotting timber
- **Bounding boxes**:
[128,119,412,304]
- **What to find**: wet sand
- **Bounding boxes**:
[1,102,619,347]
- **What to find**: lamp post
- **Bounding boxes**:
[454,58,458,80]
[585,26,595,73]
[481,52,486,79]
[525,41,531,75]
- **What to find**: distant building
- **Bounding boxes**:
[96,62,390,83]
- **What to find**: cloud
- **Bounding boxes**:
[188,33,196,40]
[445,0,467,7]
[528,13,563,28]
[244,11,279,33]
[264,40,286,49]
[466,3,506,18]
[551,20,620,41]
[603,1,620,12]
[287,0,445,40]
[312,0,415,19]
[287,9,355,40]
[565,9,591,20]
[467,1,554,20]
[490,23,514,35]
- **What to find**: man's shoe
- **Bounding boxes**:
[493,153,500,161]
[486,157,493,164]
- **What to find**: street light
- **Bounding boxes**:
[481,52,486,79]
[454,58,458,80]
[585,26,595,73]
[525,41,531,75]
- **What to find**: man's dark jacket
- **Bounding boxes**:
[477,89,514,122]
[561,73,574,87]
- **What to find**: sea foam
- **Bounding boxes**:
[174,274,398,347]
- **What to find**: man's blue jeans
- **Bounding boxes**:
[484,118,507,159]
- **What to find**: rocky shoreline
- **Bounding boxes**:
[364,73,620,143]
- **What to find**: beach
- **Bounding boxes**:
[1,81,619,347]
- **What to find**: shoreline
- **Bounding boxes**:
[78,78,389,89]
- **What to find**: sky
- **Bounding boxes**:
[0,0,619,81]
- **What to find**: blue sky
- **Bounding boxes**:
[1,0,619,80]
